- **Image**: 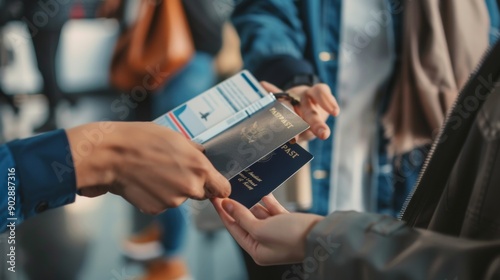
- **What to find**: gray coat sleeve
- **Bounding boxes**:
[298,211,500,280]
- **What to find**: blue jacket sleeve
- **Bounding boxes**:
[485,0,500,43]
[232,0,315,87]
[1,130,76,233]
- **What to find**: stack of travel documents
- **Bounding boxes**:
[154,71,313,208]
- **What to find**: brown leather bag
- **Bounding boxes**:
[110,0,194,92]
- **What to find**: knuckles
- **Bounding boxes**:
[181,178,206,200]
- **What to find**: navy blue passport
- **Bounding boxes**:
[228,142,313,208]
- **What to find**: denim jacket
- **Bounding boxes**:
[233,0,500,216]
[0,130,76,233]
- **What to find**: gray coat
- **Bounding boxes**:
[300,39,500,280]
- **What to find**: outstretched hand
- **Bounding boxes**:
[261,81,339,141]
[67,122,231,215]
[212,194,323,265]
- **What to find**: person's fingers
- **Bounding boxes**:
[300,98,331,139]
[212,199,258,254]
[117,185,168,215]
[222,199,260,232]
[189,141,205,153]
[261,194,289,215]
[196,152,231,198]
[251,203,271,219]
[284,83,338,140]
[260,81,282,93]
[216,199,270,220]
[187,142,230,198]
[204,163,231,198]
[265,83,332,140]
[307,84,340,116]
[212,198,235,223]
[297,130,317,142]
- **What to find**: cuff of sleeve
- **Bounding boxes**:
[304,211,359,271]
[252,55,315,89]
[305,211,406,278]
[6,129,76,219]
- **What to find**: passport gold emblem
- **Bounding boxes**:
[241,121,266,144]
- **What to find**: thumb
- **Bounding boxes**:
[222,199,258,231]
[205,169,231,198]
[193,143,231,198]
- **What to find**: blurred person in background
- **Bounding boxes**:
[232,0,500,278]
[0,0,23,142]
[0,2,89,280]
[98,0,239,279]
[22,0,73,133]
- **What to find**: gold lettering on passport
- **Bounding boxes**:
[269,107,294,129]
[281,144,300,159]
[237,168,263,191]
[243,180,257,190]
[237,173,253,190]
[245,169,263,182]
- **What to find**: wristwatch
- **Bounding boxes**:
[282,74,321,90]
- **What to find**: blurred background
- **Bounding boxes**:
[0,0,248,279]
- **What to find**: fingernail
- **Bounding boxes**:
[222,200,234,214]
[318,128,326,138]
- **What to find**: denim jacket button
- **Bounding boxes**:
[319,51,335,61]
[313,170,328,179]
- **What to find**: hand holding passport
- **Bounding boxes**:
[154,71,314,208]
[204,101,313,207]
